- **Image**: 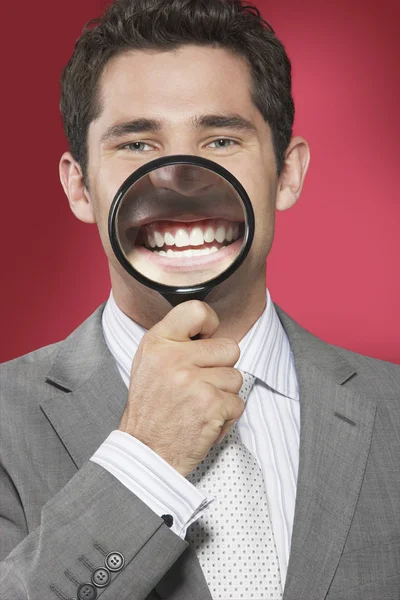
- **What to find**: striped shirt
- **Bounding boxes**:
[91,288,300,586]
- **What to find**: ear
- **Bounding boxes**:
[275,136,310,212]
[59,152,96,224]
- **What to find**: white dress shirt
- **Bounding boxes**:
[91,288,300,586]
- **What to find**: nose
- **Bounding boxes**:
[148,164,220,197]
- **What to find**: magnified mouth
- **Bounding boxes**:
[133,217,245,259]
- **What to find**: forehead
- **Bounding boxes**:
[94,45,262,129]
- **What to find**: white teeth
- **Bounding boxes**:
[189,227,205,246]
[154,231,164,248]
[204,227,215,243]
[144,222,241,249]
[215,225,226,243]
[164,231,175,246]
[175,228,191,248]
[148,231,156,248]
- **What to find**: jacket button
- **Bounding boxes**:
[77,583,97,600]
[105,551,125,572]
[91,567,111,588]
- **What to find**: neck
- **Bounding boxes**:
[109,264,267,343]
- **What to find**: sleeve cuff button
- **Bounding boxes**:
[161,514,174,527]
[91,567,111,588]
[105,551,125,572]
[77,583,97,600]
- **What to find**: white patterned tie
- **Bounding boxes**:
[186,371,283,600]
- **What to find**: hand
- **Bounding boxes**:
[118,300,244,477]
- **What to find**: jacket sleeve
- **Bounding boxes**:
[0,459,189,600]
[91,430,213,538]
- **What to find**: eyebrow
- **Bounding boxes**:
[100,113,258,144]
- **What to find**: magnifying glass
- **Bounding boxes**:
[108,155,255,310]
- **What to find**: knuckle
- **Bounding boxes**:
[221,338,240,360]
[188,300,210,320]
[223,367,242,386]
[200,384,219,410]
[210,341,228,356]
[173,368,192,388]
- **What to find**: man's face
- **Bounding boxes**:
[83,45,280,303]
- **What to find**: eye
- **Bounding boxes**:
[120,141,153,153]
[207,139,237,150]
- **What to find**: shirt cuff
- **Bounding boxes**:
[90,430,214,538]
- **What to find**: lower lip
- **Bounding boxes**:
[133,237,243,272]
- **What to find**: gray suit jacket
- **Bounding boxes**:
[0,302,399,599]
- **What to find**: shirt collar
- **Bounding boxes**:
[102,288,299,402]
[236,289,299,401]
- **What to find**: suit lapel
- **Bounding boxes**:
[274,304,377,600]
[40,304,128,468]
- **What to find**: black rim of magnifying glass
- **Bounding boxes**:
[108,154,255,296]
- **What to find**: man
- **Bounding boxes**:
[0,0,399,598]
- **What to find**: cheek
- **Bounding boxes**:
[86,179,114,249]
[241,178,276,250]
[238,172,274,221]
[89,166,125,221]
[99,156,142,186]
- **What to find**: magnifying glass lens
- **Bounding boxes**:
[114,163,248,288]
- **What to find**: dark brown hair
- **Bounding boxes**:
[60,0,295,183]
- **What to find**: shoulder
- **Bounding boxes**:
[0,341,64,460]
[0,341,61,395]
[275,300,400,397]
[0,303,107,415]
[2,339,60,368]
[334,343,400,388]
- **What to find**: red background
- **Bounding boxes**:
[1,0,399,364]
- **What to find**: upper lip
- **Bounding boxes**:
[133,213,244,228]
